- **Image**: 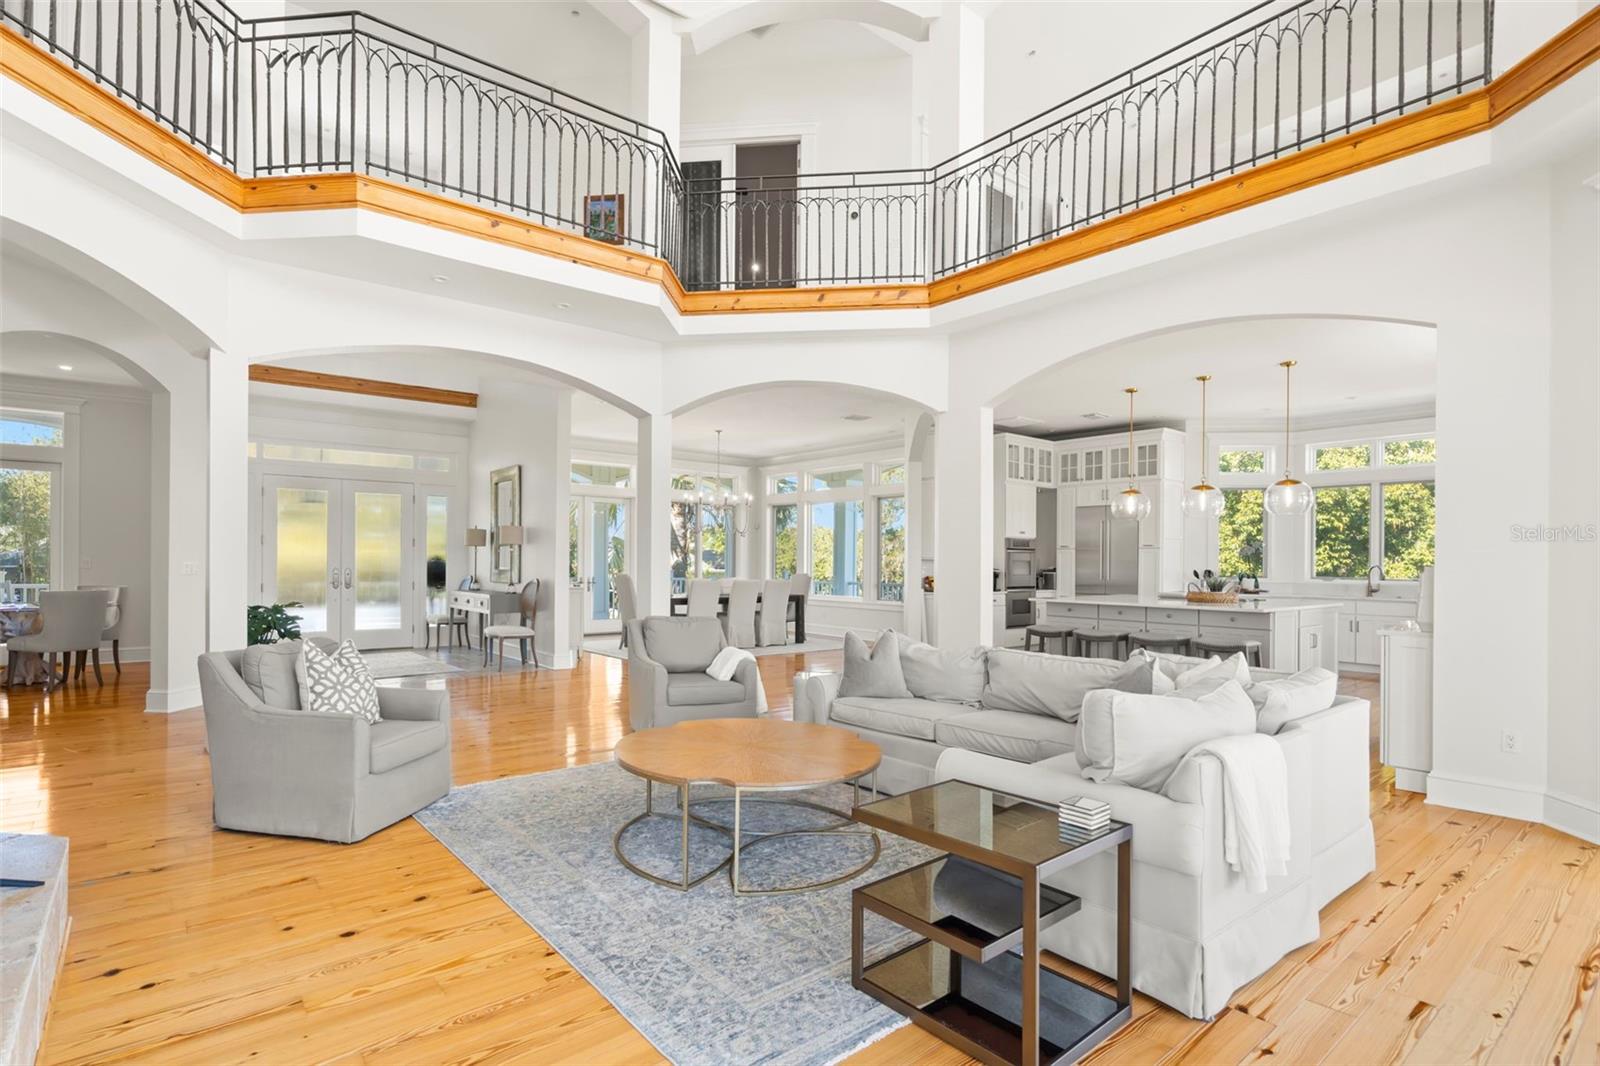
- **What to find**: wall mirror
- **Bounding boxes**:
[490,465,521,584]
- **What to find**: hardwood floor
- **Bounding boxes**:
[2,653,1595,1065]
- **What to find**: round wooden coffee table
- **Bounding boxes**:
[613,718,882,895]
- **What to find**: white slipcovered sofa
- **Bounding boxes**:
[794,641,1375,1019]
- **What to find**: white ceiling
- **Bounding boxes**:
[689,19,909,70]
[0,332,144,387]
[992,317,1436,437]
[672,383,914,459]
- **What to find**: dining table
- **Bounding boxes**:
[0,603,48,686]
[668,591,806,644]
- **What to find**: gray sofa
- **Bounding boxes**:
[197,645,451,843]
[624,616,762,731]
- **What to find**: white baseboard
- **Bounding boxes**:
[1425,772,1547,824]
[1544,790,1600,844]
[111,644,151,662]
[145,685,201,713]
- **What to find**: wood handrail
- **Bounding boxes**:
[3,8,1597,317]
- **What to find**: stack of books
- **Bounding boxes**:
[1059,796,1111,843]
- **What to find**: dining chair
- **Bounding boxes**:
[483,579,540,670]
[757,579,791,647]
[7,589,110,691]
[686,579,720,618]
[722,579,760,648]
[79,584,127,672]
[614,573,638,648]
[788,572,811,641]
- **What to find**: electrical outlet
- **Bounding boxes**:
[182,561,201,575]
[81,557,92,569]
[1501,730,1521,754]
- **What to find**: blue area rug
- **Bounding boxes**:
[414,761,938,1065]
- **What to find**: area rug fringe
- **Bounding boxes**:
[821,1017,911,1066]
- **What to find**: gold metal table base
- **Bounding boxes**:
[613,776,881,895]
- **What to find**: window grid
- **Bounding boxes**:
[769,458,906,602]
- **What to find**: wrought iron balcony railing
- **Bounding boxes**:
[2,0,1492,291]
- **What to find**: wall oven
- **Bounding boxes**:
[1004,542,1036,588]
[1004,589,1035,629]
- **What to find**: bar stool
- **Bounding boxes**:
[1024,623,1075,655]
[1191,635,1263,668]
[1074,629,1128,660]
[1128,632,1192,656]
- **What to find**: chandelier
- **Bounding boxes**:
[681,429,752,535]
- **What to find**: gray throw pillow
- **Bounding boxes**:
[892,632,986,704]
[840,630,913,699]
[241,640,304,709]
[295,640,381,723]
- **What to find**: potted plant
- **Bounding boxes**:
[1186,571,1240,605]
[246,603,303,646]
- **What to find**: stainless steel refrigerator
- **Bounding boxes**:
[1074,506,1139,595]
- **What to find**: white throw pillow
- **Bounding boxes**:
[1174,651,1251,689]
[1249,667,1339,734]
[1075,679,1256,789]
[893,632,987,704]
[840,630,913,699]
[982,648,1124,722]
[1128,647,1215,684]
[1108,655,1176,696]
[296,640,381,723]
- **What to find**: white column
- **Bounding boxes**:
[913,2,988,164]
[635,412,673,618]
[629,9,682,157]
[935,403,993,648]
[148,359,211,711]
[207,348,249,650]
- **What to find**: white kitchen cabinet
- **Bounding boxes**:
[1298,623,1327,671]
[1020,444,1036,481]
[1036,449,1053,485]
[1003,483,1038,539]
[1136,441,1160,478]
[1108,445,1131,481]
[1005,442,1021,480]
[1080,447,1106,483]
[1077,484,1111,506]
[1380,626,1432,792]
[1057,450,1079,484]
[992,594,1006,642]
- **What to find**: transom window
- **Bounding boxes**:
[571,461,631,488]
[252,442,453,472]
[1306,431,1436,581]
[0,407,64,447]
[1216,447,1266,473]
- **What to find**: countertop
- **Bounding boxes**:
[1031,593,1335,614]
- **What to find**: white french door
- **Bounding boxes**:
[262,475,414,649]
[572,496,630,636]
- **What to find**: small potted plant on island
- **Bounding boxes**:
[1186,571,1240,605]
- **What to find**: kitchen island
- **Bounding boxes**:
[1032,594,1341,672]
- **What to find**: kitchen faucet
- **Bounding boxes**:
[1366,564,1384,596]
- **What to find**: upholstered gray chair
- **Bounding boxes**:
[79,583,127,673]
[197,643,451,843]
[722,579,760,647]
[8,589,110,690]
[685,579,720,617]
[624,616,761,732]
[615,573,638,649]
[757,578,791,646]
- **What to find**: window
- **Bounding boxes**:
[669,473,742,590]
[1314,485,1372,578]
[1217,448,1265,474]
[810,500,864,597]
[1217,489,1266,578]
[1383,437,1436,466]
[571,461,631,487]
[811,467,863,491]
[0,408,64,447]
[670,501,694,592]
[0,465,55,597]
[259,443,415,469]
[1382,481,1436,578]
[426,495,449,616]
[569,499,582,583]
[699,502,731,581]
[771,503,799,579]
[1314,443,1372,471]
[877,496,906,601]
[771,474,798,494]
[877,464,906,486]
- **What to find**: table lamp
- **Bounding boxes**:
[466,527,487,587]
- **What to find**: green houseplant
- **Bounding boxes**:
[247,603,303,646]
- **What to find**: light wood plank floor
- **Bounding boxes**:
[2,651,1595,1065]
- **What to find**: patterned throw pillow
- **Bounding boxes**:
[296,640,381,723]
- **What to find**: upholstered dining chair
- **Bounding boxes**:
[482,579,540,670]
[686,578,720,618]
[79,584,127,673]
[7,589,110,691]
[614,573,638,648]
[757,579,791,647]
[722,579,760,648]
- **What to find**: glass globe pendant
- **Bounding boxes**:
[1110,387,1152,521]
[1265,360,1313,516]
[1181,374,1225,519]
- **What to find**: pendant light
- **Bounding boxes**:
[1109,387,1152,521]
[1264,360,1312,516]
[1181,374,1225,518]
[680,430,754,535]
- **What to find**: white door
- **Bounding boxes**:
[262,476,415,648]
[573,496,630,636]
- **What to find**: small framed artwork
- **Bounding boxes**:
[584,193,625,244]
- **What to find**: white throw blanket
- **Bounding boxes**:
[1171,734,1290,893]
[705,646,768,714]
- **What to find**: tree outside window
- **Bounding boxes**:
[1382,481,1435,578]
[1217,448,1265,473]
[1383,438,1436,465]
[1314,485,1372,578]
[1314,444,1372,471]
[771,503,798,579]
[810,500,864,598]
[1217,488,1265,579]
[0,466,52,591]
[877,496,906,601]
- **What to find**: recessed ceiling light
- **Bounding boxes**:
[432,274,449,283]
[57,364,73,371]
[1026,49,1038,58]
[555,301,572,310]
[842,414,871,422]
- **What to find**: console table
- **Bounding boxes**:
[446,587,523,648]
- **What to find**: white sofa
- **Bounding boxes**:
[795,646,1375,1019]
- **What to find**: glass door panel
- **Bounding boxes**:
[585,499,628,633]
[263,475,337,640]
[343,483,412,649]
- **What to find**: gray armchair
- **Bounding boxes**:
[624,616,761,732]
[197,646,451,843]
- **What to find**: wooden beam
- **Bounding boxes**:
[4,7,1597,317]
[248,365,478,408]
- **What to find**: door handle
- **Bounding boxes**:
[330,568,340,589]
[343,568,353,590]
